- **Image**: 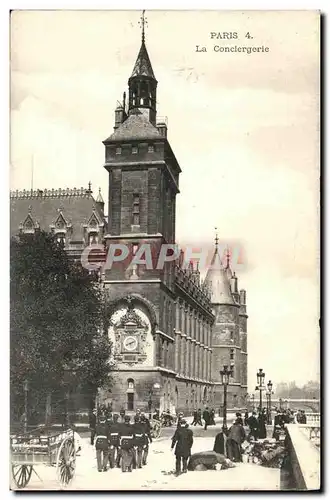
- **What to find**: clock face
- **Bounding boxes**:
[123,336,138,352]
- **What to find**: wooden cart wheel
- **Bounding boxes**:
[12,465,33,489]
[151,420,161,439]
[56,437,76,487]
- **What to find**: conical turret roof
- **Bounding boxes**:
[130,40,156,80]
[205,246,235,305]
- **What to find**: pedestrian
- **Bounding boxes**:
[108,413,121,469]
[191,409,198,426]
[119,408,126,423]
[197,409,203,426]
[235,412,244,426]
[177,411,184,427]
[257,411,267,439]
[213,429,225,455]
[203,407,210,430]
[226,420,246,462]
[89,408,97,446]
[244,411,249,426]
[210,408,216,426]
[247,411,259,440]
[171,419,193,476]
[132,415,144,468]
[140,414,152,465]
[300,410,307,424]
[95,414,110,472]
[120,415,135,472]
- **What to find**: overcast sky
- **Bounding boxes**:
[10,10,320,390]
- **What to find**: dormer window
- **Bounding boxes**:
[89,233,98,245]
[116,147,122,155]
[148,145,154,153]
[57,233,66,246]
[132,146,138,154]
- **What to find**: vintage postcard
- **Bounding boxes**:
[10,10,320,491]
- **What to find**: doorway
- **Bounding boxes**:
[127,393,134,411]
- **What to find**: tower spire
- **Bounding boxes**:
[214,227,219,252]
[139,10,147,44]
[225,246,231,269]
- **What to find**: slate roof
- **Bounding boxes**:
[204,247,236,305]
[130,41,156,80]
[105,112,161,142]
[10,187,105,241]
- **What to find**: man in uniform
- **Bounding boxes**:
[140,414,153,466]
[120,415,135,472]
[132,414,145,468]
[89,408,97,445]
[108,413,121,469]
[94,414,110,472]
[171,419,194,476]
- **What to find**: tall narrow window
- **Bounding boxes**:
[132,194,140,225]
[230,348,235,361]
[57,233,66,246]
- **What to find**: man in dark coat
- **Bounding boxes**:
[197,409,203,426]
[171,420,193,475]
[139,414,153,466]
[203,407,210,431]
[213,430,225,455]
[226,420,246,462]
[89,408,97,445]
[235,412,244,426]
[120,415,135,472]
[300,410,307,424]
[209,409,216,426]
[247,411,259,439]
[108,413,121,469]
[258,411,267,439]
[191,409,198,426]
[94,414,110,472]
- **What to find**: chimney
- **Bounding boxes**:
[157,122,167,138]
[239,289,246,305]
[114,100,125,130]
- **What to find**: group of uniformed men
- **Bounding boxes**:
[90,407,152,473]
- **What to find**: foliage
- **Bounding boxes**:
[10,230,113,422]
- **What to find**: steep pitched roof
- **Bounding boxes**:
[204,247,235,305]
[130,41,156,79]
[10,188,105,241]
[105,112,161,141]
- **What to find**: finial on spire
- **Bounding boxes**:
[88,181,92,192]
[139,10,147,43]
[214,227,219,251]
[226,246,231,269]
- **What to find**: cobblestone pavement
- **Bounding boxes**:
[11,428,280,491]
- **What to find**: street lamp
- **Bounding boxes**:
[220,365,232,430]
[255,368,265,412]
[148,382,161,419]
[23,379,29,433]
[266,380,274,425]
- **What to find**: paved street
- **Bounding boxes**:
[12,421,280,491]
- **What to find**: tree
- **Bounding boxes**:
[10,231,113,425]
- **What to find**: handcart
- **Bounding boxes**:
[10,427,76,489]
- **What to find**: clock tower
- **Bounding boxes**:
[101,12,182,413]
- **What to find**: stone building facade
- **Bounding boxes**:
[10,22,248,415]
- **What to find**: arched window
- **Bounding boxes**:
[127,378,134,390]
